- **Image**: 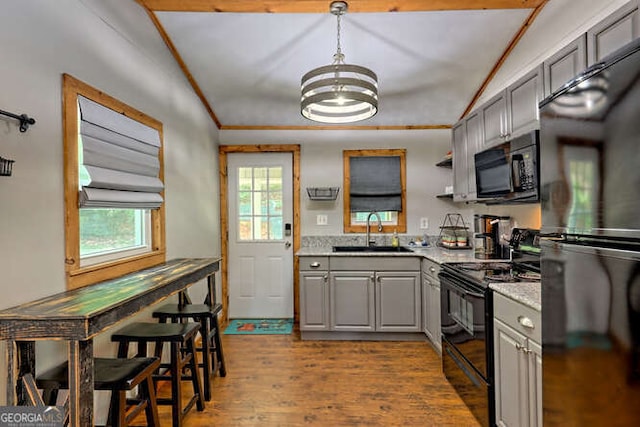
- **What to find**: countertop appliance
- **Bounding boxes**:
[539,37,640,425]
[439,229,541,427]
[474,130,539,204]
[474,214,512,259]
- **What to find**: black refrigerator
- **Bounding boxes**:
[539,38,640,425]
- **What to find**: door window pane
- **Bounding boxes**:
[237,166,284,241]
[239,217,253,240]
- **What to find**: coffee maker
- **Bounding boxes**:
[474,214,511,259]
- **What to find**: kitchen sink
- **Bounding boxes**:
[332,245,414,253]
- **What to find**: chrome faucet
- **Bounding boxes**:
[366,212,383,247]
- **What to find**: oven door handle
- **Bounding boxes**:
[443,277,485,299]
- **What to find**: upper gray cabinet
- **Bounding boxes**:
[480,91,508,149]
[587,0,640,65]
[452,111,481,203]
[452,119,469,203]
[543,35,587,97]
[506,65,544,139]
[480,66,543,150]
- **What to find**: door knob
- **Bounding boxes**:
[284,241,292,249]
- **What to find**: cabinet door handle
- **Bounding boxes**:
[323,274,328,282]
[518,316,535,329]
[310,262,320,268]
[370,275,376,282]
[429,267,436,273]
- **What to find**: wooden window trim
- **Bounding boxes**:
[63,74,166,290]
[343,149,407,234]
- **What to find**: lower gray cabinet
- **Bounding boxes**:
[376,271,421,332]
[329,270,421,332]
[299,257,330,331]
[493,293,542,427]
[327,256,421,333]
[422,258,442,353]
[330,271,376,331]
[300,270,330,331]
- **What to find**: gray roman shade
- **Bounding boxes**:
[349,156,402,212]
[78,96,163,209]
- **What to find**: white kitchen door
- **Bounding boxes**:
[227,152,294,318]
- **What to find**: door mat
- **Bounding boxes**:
[224,318,293,335]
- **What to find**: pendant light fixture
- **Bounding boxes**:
[301,1,378,123]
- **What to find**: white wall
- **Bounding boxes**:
[0,0,220,413]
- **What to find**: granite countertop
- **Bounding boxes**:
[490,282,541,312]
[296,245,479,263]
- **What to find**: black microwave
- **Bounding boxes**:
[474,130,539,203]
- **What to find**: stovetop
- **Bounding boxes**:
[441,260,541,287]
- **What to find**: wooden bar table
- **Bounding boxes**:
[0,257,220,426]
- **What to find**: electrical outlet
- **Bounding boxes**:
[317,214,328,226]
[420,217,429,229]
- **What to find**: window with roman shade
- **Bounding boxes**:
[78,96,164,209]
[343,149,407,233]
[349,155,402,212]
[63,74,166,290]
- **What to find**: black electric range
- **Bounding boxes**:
[438,229,541,427]
[441,260,541,288]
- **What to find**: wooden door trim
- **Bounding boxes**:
[218,144,301,324]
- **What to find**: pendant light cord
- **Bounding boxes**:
[333,9,345,64]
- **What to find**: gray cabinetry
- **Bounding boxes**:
[481,91,508,149]
[421,258,441,353]
[506,65,544,139]
[482,66,543,150]
[299,256,330,331]
[330,271,376,331]
[329,256,421,333]
[452,119,469,203]
[464,111,482,201]
[587,0,640,65]
[376,271,421,332]
[543,35,587,96]
[493,293,542,427]
[452,111,480,202]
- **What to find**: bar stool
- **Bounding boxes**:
[110,322,205,427]
[152,273,227,402]
[36,357,160,427]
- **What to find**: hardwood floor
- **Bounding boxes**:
[154,329,481,426]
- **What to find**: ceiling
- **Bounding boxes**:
[137,1,548,129]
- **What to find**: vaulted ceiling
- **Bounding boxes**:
[136,0,548,129]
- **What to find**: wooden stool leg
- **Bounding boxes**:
[199,315,212,401]
[186,335,205,411]
[170,342,182,427]
[211,315,227,377]
[141,373,160,427]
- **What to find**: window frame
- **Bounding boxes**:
[342,148,407,234]
[63,74,166,290]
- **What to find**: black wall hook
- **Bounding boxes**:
[0,108,36,132]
